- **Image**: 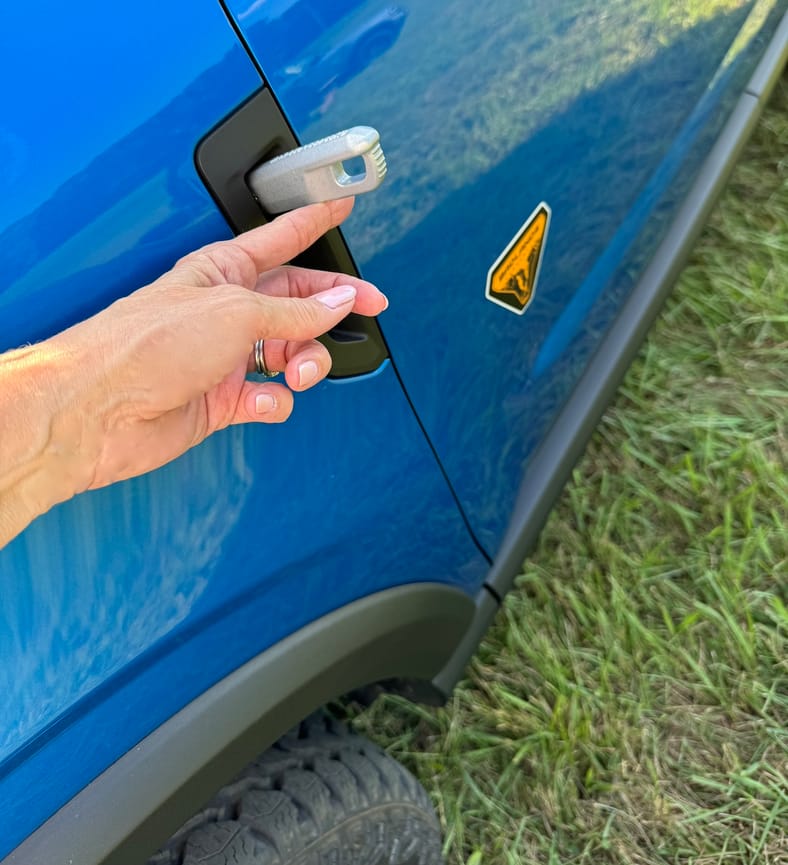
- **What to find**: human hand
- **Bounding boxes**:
[0,198,387,543]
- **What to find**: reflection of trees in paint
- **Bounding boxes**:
[246,1,409,127]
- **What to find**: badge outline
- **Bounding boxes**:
[485,201,551,315]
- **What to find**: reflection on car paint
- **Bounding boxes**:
[224,0,786,553]
[0,0,785,857]
[0,0,486,856]
[237,0,408,127]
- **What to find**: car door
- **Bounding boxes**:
[222,0,787,555]
[0,1,487,856]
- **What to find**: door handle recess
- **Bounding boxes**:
[195,90,388,378]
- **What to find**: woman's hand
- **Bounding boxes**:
[0,198,387,546]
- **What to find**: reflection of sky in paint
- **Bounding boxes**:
[238,0,302,20]
[0,434,254,760]
[0,0,264,766]
[0,1,237,225]
[0,1,260,353]
[5,173,174,300]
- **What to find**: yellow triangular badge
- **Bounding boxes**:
[486,202,551,315]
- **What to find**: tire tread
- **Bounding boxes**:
[149,714,442,865]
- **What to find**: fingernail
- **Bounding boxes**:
[316,285,357,309]
[255,393,276,414]
[380,293,389,311]
[298,360,319,388]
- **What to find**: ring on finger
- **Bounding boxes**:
[254,339,279,378]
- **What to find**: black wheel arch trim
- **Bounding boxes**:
[2,583,475,865]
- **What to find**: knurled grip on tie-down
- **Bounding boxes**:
[247,126,387,214]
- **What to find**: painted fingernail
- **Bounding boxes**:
[255,393,276,414]
[298,360,319,388]
[316,285,357,309]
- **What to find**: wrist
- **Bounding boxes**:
[0,341,94,544]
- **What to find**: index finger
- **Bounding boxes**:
[231,198,355,273]
[255,267,388,317]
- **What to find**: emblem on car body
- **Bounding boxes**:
[485,202,551,314]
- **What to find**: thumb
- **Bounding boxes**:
[253,284,358,341]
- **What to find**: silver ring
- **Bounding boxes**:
[254,339,278,378]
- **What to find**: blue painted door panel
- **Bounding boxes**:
[0,1,487,855]
[223,0,787,555]
[0,367,485,855]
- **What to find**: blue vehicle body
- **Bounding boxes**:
[241,0,408,127]
[0,1,785,861]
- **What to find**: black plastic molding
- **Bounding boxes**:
[3,583,475,865]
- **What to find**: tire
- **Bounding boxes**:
[148,714,444,865]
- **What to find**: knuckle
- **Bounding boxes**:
[176,246,256,288]
[277,299,323,336]
[279,210,317,252]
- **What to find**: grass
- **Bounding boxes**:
[343,75,788,864]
